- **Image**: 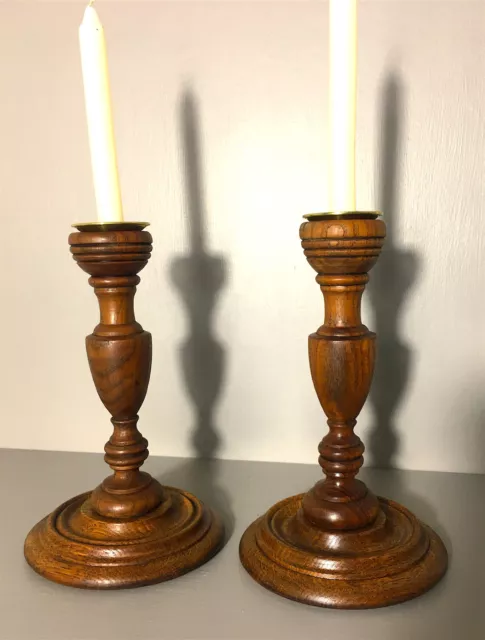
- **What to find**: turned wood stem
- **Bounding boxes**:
[300,216,386,531]
[89,274,149,484]
[316,274,368,490]
[69,225,162,519]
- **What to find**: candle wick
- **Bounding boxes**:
[88,0,95,6]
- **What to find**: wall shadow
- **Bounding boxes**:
[368,71,418,469]
[162,88,234,541]
[367,72,451,553]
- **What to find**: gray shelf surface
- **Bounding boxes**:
[1,449,483,640]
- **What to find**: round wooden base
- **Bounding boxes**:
[240,494,447,609]
[25,486,224,589]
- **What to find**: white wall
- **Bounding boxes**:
[1,1,484,474]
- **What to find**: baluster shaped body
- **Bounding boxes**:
[69,226,163,518]
[300,216,386,530]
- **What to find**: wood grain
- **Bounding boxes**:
[24,223,223,589]
[240,214,448,608]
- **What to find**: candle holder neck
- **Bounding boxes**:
[90,275,142,336]
[318,273,368,336]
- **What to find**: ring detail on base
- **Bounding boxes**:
[25,486,224,589]
[240,494,447,609]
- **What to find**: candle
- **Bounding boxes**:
[329,0,357,211]
[79,4,123,222]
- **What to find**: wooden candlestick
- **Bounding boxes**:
[240,213,447,608]
[24,222,223,589]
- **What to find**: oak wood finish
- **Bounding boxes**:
[24,223,223,589]
[240,214,447,608]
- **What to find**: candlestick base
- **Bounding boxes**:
[25,484,223,589]
[240,494,446,609]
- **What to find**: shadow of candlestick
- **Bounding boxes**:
[366,72,450,552]
[368,71,419,470]
[165,88,233,540]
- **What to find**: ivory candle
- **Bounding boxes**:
[329,0,357,211]
[79,4,123,222]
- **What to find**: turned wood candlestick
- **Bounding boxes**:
[24,222,223,589]
[240,213,447,608]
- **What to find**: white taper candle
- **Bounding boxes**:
[329,0,357,211]
[79,4,123,222]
